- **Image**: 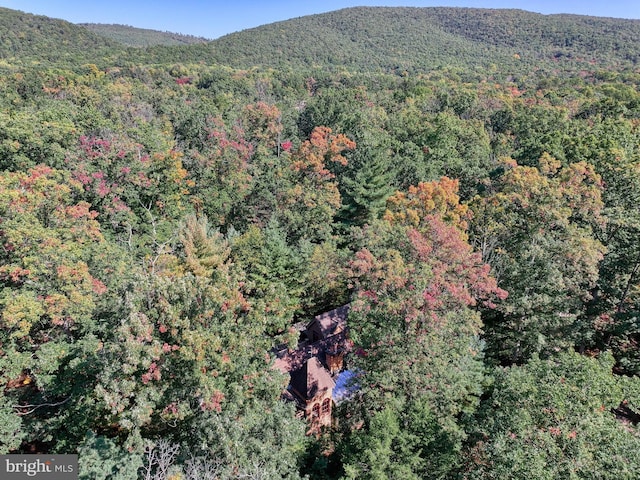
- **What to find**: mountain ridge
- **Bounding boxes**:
[0,6,122,66]
[80,23,211,47]
[0,6,639,74]
[198,6,640,72]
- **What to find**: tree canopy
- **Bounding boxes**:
[1,5,640,479]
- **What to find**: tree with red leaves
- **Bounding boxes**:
[341,177,506,478]
[0,165,126,453]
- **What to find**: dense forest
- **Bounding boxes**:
[80,24,210,48]
[2,5,640,479]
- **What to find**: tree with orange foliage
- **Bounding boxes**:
[384,176,470,231]
[0,165,126,453]
[280,126,355,242]
[342,177,506,478]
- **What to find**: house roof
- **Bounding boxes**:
[307,304,349,339]
[274,304,351,375]
[289,357,336,402]
[273,329,350,375]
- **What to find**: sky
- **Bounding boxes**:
[1,0,639,39]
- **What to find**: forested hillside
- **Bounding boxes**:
[0,7,123,66]
[201,7,640,72]
[1,5,640,480]
[2,6,640,72]
[80,24,210,47]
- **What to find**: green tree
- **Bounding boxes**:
[469,156,606,364]
[77,433,143,480]
[93,214,308,471]
[388,105,493,198]
[337,130,396,228]
[463,351,640,480]
[0,101,78,171]
[508,104,573,166]
[567,117,640,374]
[231,219,305,331]
[342,399,459,480]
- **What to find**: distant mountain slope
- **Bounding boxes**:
[194,7,520,72]
[425,8,640,63]
[196,7,640,72]
[0,7,123,66]
[80,23,210,47]
[1,6,639,74]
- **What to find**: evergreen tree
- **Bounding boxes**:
[337,133,396,228]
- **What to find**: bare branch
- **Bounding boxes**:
[13,396,72,416]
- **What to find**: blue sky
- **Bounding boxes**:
[2,0,639,39]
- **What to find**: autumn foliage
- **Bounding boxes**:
[2,15,640,477]
[350,177,505,330]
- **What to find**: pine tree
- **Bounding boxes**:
[338,139,396,228]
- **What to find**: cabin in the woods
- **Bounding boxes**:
[274,305,351,434]
[305,304,349,343]
[288,357,335,431]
